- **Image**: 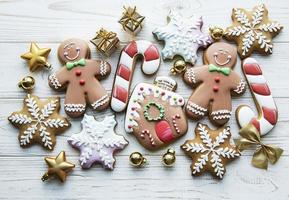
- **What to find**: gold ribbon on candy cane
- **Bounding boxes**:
[95,28,117,50]
[236,123,283,169]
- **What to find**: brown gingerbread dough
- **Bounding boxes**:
[183,42,246,126]
[48,38,111,118]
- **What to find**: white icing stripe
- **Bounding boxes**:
[246,75,266,84]
[236,57,278,136]
[119,52,134,70]
[115,76,129,90]
[49,74,62,89]
[64,104,85,113]
[111,40,161,113]
[111,98,126,112]
[91,95,109,109]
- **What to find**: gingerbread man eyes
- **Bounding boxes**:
[63,43,81,61]
[213,49,233,66]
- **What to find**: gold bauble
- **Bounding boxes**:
[162,148,176,166]
[18,76,35,91]
[129,152,146,167]
[209,26,224,40]
[170,59,187,75]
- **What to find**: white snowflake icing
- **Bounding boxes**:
[67,115,128,169]
[153,10,212,64]
[225,4,282,56]
[182,124,240,179]
[8,94,69,149]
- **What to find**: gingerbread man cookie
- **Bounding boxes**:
[125,76,188,150]
[183,42,246,126]
[48,38,111,118]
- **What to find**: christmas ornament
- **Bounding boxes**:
[236,58,278,136]
[224,4,283,58]
[110,40,160,112]
[170,59,187,75]
[68,114,128,169]
[236,123,283,169]
[8,94,70,150]
[125,76,188,150]
[181,123,240,179]
[42,151,75,182]
[48,38,111,118]
[183,42,246,126]
[18,76,35,91]
[129,152,147,167]
[153,10,212,65]
[209,26,224,41]
[162,148,176,166]
[90,28,119,56]
[119,6,145,35]
[21,42,51,72]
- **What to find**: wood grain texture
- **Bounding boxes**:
[0,0,288,199]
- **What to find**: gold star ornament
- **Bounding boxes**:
[42,151,75,182]
[21,42,52,72]
[181,123,240,179]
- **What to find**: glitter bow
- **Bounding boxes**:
[236,123,283,169]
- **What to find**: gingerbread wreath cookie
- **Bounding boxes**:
[48,38,111,118]
[224,4,283,58]
[181,123,240,179]
[125,76,188,150]
[183,42,246,126]
[8,94,70,150]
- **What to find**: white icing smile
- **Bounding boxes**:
[63,42,80,61]
[213,49,232,66]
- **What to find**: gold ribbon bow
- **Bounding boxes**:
[94,28,117,49]
[236,123,283,169]
[119,6,145,31]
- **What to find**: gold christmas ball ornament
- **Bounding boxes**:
[21,42,52,72]
[18,76,35,91]
[129,152,147,167]
[162,148,176,166]
[170,59,187,75]
[209,26,224,41]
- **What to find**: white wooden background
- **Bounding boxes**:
[0,0,288,199]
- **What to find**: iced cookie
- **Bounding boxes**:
[8,94,70,150]
[68,115,128,169]
[224,4,283,58]
[111,40,161,112]
[153,10,212,64]
[125,76,187,150]
[48,38,111,118]
[181,123,240,179]
[183,42,246,126]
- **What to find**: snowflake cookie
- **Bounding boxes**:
[67,114,128,169]
[153,10,212,64]
[225,4,283,58]
[181,123,240,179]
[8,94,70,150]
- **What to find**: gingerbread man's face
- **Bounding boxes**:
[58,39,90,64]
[204,42,237,69]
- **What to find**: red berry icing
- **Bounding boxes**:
[75,70,82,76]
[79,79,85,85]
[214,77,220,82]
[213,86,219,92]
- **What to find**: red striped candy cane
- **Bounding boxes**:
[236,58,278,136]
[111,40,161,112]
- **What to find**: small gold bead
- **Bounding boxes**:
[18,76,35,91]
[170,59,187,75]
[162,148,176,167]
[129,152,146,167]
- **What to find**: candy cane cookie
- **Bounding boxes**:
[236,58,278,135]
[111,40,161,112]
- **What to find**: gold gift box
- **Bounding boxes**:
[119,6,145,35]
[91,28,119,56]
